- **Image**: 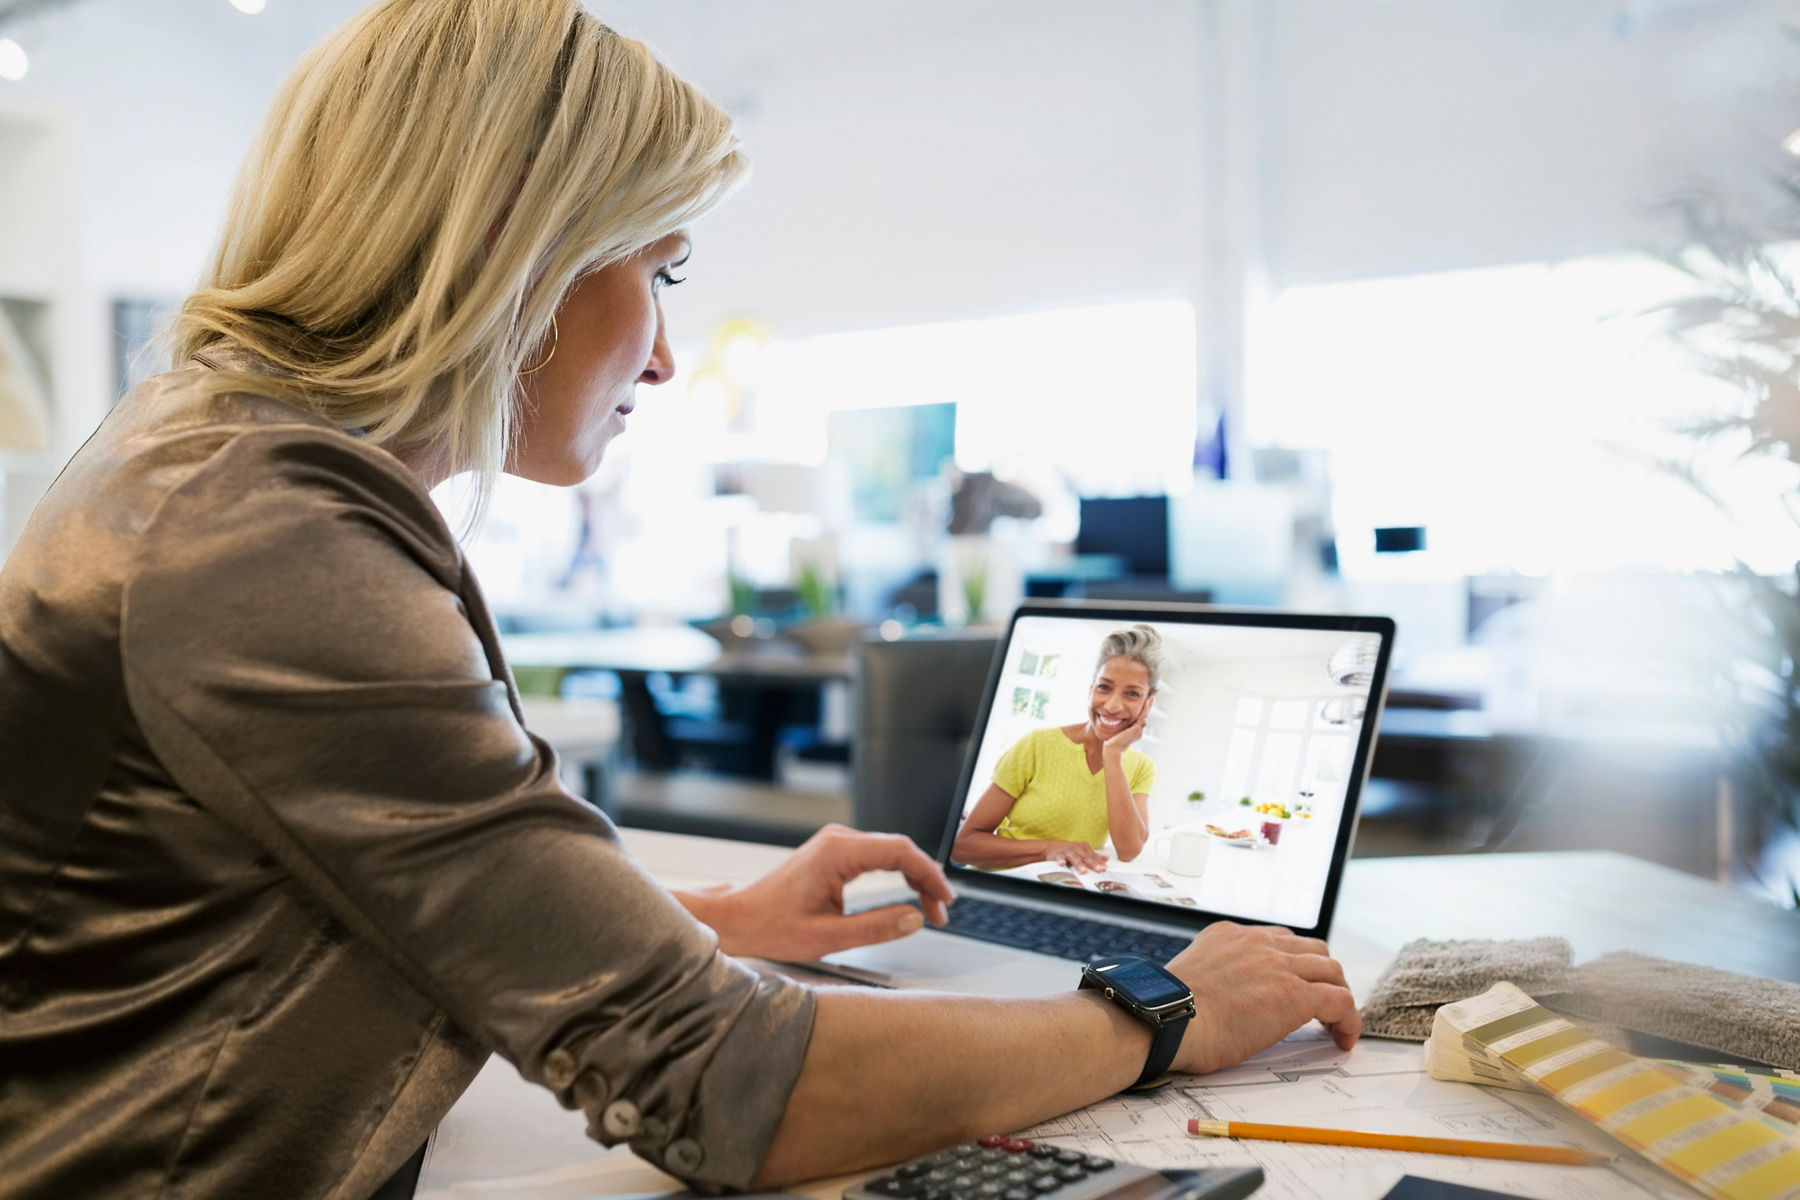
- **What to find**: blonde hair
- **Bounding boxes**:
[170,0,745,509]
[1095,624,1166,692]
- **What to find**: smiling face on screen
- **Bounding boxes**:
[1085,656,1152,742]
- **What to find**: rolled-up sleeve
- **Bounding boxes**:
[118,428,814,1189]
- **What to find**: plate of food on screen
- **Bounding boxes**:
[1204,823,1266,849]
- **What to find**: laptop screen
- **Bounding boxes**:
[939,604,1394,936]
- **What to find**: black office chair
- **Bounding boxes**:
[853,632,1000,855]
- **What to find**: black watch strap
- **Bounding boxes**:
[1078,956,1194,1091]
[1132,1010,1188,1090]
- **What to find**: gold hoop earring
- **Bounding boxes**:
[521,316,559,375]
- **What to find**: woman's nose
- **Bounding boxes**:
[638,310,675,386]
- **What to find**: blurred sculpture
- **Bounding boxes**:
[947,470,1041,536]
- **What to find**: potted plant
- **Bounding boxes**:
[1657,194,1800,905]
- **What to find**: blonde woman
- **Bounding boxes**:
[952,625,1163,872]
[0,3,1360,1196]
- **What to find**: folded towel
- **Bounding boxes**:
[1360,936,1573,1041]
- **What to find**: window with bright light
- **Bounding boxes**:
[1245,255,1800,578]
[456,299,1200,620]
[745,298,1199,496]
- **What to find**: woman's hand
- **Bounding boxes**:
[1043,841,1109,873]
[1164,922,1360,1075]
[1100,696,1153,756]
[679,825,955,962]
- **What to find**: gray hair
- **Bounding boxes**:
[1095,624,1165,692]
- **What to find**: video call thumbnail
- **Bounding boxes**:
[947,615,1382,929]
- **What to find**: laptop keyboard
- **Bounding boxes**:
[934,895,1192,964]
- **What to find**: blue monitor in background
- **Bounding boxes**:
[1075,495,1169,579]
[828,402,956,523]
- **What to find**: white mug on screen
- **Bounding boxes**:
[1152,827,1210,877]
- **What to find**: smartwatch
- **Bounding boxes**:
[1078,954,1195,1092]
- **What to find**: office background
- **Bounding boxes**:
[2,0,1796,899]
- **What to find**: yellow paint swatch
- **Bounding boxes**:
[1431,983,1800,1200]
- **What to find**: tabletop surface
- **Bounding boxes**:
[420,834,1800,1200]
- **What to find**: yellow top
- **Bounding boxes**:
[992,727,1155,850]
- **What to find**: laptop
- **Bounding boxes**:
[824,600,1395,997]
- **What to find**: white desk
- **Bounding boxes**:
[419,832,1800,1200]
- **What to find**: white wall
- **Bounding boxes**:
[4,0,1796,442]
[9,0,361,299]
[1259,0,1800,285]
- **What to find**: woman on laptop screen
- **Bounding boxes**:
[952,625,1162,872]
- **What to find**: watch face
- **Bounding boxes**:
[1097,957,1190,1010]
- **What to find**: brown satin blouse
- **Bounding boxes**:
[0,353,815,1198]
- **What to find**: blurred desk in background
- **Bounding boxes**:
[502,626,854,682]
[502,627,855,782]
[1369,702,1731,880]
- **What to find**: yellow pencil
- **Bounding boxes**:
[1186,1119,1609,1166]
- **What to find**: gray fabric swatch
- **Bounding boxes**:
[1362,939,1800,1071]
[1557,952,1800,1072]
[1362,937,1573,1042]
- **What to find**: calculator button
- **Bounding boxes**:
[1030,1176,1061,1193]
[1002,1139,1033,1154]
[947,1175,978,1190]
[978,1136,1007,1149]
[1053,1151,1084,1166]
[1002,1189,1033,1200]
[976,1183,1004,1198]
[1081,1156,1113,1172]
[1027,1146,1059,1160]
[921,1191,955,1200]
[1054,1165,1086,1183]
[865,1177,919,1198]
[1003,1169,1034,1186]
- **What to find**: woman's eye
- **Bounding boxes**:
[654,270,686,290]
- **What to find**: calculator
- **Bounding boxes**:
[842,1136,1264,1200]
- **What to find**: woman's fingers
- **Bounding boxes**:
[1047,842,1107,872]
[811,827,955,924]
[802,903,929,956]
[864,832,956,923]
[1312,982,1362,1048]
[1286,949,1350,987]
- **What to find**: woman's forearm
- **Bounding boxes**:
[951,830,1061,869]
[754,988,1148,1186]
[1101,753,1148,860]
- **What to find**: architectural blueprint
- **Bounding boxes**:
[1014,1027,1700,1200]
